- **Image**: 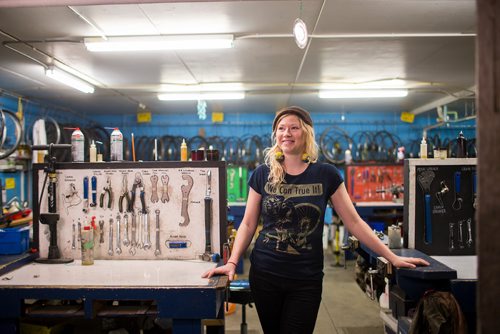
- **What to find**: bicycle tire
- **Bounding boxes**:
[0,109,23,160]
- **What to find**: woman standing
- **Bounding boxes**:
[203,106,428,334]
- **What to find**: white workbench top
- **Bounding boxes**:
[431,256,477,280]
[0,260,217,288]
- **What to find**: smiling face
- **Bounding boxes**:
[275,115,306,155]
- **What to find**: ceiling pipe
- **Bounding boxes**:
[409,86,476,115]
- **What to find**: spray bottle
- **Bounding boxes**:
[110,128,123,161]
[71,128,85,162]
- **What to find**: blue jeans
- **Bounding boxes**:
[249,266,323,334]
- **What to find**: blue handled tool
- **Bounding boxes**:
[452,171,463,210]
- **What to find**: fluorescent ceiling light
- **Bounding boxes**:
[45,66,95,94]
[85,35,234,52]
[158,92,245,101]
[321,79,407,90]
[319,89,408,99]
[160,83,244,92]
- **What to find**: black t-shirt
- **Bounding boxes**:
[248,163,344,280]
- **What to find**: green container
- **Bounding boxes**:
[227,166,248,202]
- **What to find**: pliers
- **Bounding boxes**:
[128,172,143,213]
[119,174,131,213]
[99,176,113,209]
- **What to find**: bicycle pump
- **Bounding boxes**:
[32,144,74,264]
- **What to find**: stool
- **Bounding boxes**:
[228,279,254,334]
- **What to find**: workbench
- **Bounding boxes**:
[351,238,476,334]
[0,260,227,334]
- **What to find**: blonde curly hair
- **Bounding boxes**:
[264,116,318,187]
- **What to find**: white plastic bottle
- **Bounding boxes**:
[89,140,97,162]
[71,128,85,162]
[420,137,428,159]
[344,148,352,165]
[110,128,123,161]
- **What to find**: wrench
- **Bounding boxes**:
[143,211,152,250]
[78,222,82,242]
[161,174,169,203]
[458,220,465,249]
[466,218,473,248]
[108,218,114,256]
[129,212,137,255]
[150,175,159,203]
[154,209,161,256]
[72,223,76,250]
[131,212,137,247]
[137,210,143,249]
[180,175,194,226]
[99,220,105,244]
[123,213,130,247]
[115,214,122,255]
[449,222,455,251]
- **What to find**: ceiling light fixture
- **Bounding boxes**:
[45,66,95,94]
[158,92,245,101]
[319,89,408,99]
[85,34,234,52]
[293,18,308,49]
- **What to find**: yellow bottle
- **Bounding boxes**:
[180,139,188,161]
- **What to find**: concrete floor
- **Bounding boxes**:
[224,250,385,334]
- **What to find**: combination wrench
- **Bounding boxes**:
[115,214,122,255]
[108,218,114,256]
[143,210,152,250]
[123,213,130,247]
[154,209,161,256]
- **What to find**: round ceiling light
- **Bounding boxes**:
[293,18,308,49]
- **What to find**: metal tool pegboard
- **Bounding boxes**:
[33,161,227,261]
[404,158,476,255]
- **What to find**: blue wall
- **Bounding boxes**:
[0,93,476,156]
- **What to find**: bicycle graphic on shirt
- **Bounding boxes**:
[262,195,322,255]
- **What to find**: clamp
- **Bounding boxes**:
[99,176,113,209]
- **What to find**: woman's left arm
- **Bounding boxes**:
[330,183,429,268]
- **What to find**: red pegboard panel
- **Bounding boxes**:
[346,164,404,202]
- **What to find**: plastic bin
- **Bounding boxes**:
[368,221,385,233]
[0,226,30,255]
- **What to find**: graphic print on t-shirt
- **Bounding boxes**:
[262,182,323,255]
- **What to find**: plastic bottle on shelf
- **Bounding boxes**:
[456,131,468,158]
[420,137,428,159]
[344,148,352,165]
[89,140,97,162]
[180,138,188,161]
[81,226,94,265]
[71,128,85,162]
[110,128,123,161]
